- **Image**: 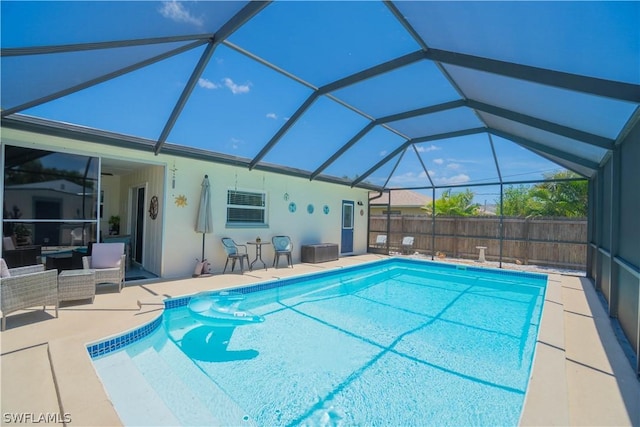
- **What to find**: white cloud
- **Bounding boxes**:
[447,163,461,170]
[388,172,420,184]
[229,137,243,150]
[446,158,479,164]
[379,150,388,157]
[266,113,278,120]
[159,1,203,26]
[435,174,470,185]
[223,78,251,94]
[198,78,220,90]
[416,144,441,153]
[433,158,444,165]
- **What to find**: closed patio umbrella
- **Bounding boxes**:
[196,175,213,261]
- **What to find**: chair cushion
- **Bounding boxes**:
[0,258,10,278]
[273,236,292,251]
[3,236,16,251]
[91,243,125,269]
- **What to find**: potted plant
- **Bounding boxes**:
[14,224,32,246]
[108,215,120,235]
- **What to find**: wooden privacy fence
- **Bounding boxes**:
[369,215,587,270]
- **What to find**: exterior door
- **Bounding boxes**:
[341,200,354,253]
[130,186,145,264]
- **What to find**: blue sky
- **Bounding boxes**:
[3,0,635,201]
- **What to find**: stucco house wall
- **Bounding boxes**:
[1,128,370,279]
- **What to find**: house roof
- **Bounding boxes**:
[370,190,431,208]
[1,1,638,190]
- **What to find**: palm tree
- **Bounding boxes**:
[422,189,480,216]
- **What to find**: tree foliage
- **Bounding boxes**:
[5,159,93,188]
[422,189,480,216]
[497,171,587,217]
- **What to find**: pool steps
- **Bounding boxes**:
[94,328,256,426]
[92,350,181,425]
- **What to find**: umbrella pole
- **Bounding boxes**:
[202,234,206,261]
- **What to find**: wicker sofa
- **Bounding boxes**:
[0,262,59,331]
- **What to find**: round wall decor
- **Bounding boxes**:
[307,204,314,214]
[323,205,330,214]
[288,202,297,213]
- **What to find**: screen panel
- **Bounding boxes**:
[396,1,640,84]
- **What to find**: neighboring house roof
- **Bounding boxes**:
[5,179,86,195]
[369,190,431,208]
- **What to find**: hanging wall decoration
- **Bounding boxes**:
[170,162,178,189]
[307,204,314,214]
[323,205,330,214]
[288,202,297,213]
[175,194,188,207]
[149,195,159,219]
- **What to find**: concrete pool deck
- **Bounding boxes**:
[1,254,638,426]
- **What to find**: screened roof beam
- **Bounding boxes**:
[383,146,409,189]
[1,40,207,118]
[223,40,317,90]
[384,1,429,51]
[526,147,593,178]
[352,140,412,187]
[310,100,465,180]
[467,99,615,150]
[424,49,640,103]
[352,127,486,186]
[250,49,431,169]
[320,50,425,95]
[489,128,599,171]
[0,34,214,57]
[310,122,377,180]
[154,41,217,155]
[411,127,486,144]
[379,100,466,124]
[487,134,503,184]
[412,144,435,187]
[616,105,640,146]
[384,0,491,132]
[394,176,586,192]
[250,93,320,169]
[153,0,270,155]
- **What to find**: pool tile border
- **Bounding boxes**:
[86,257,548,358]
[87,316,162,358]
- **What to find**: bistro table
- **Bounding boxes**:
[247,241,271,271]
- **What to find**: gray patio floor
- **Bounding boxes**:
[1,254,638,426]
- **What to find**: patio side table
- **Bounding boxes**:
[58,269,96,304]
[247,241,271,271]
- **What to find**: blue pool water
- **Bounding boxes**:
[90,259,547,426]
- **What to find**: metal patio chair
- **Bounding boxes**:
[221,238,250,273]
[272,235,293,268]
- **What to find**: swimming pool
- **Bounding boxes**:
[89,258,547,426]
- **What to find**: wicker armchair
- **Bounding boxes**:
[1,262,59,331]
[82,242,125,292]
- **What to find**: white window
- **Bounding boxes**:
[226,190,267,226]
